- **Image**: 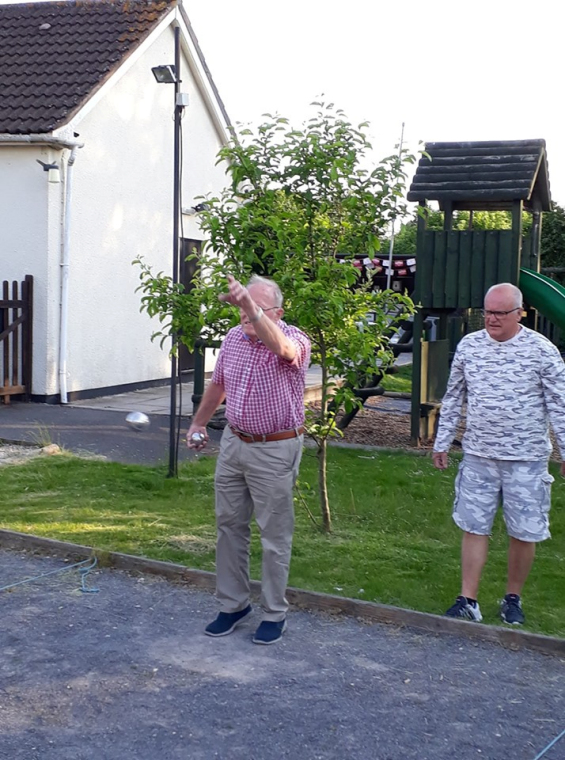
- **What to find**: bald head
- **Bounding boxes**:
[246,275,283,307]
[483,283,523,342]
[484,283,523,310]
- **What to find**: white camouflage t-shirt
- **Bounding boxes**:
[433,326,565,460]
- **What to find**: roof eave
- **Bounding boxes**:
[0,133,83,148]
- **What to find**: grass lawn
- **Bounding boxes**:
[380,362,412,393]
[1,447,564,638]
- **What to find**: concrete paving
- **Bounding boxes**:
[1,548,564,760]
[69,366,328,415]
[67,357,412,417]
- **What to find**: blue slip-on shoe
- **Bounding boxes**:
[204,605,252,637]
[252,619,287,645]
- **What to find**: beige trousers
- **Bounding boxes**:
[214,426,303,622]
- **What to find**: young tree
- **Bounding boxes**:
[136,104,415,531]
[541,203,565,272]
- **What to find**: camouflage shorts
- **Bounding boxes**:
[453,454,553,542]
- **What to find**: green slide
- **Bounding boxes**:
[519,268,565,332]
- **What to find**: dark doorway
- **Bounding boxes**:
[178,239,202,373]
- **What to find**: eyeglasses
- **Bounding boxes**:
[239,304,280,312]
[481,308,521,318]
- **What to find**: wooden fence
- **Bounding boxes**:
[0,276,33,403]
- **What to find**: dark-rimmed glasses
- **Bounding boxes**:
[481,308,521,318]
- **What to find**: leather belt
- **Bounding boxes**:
[230,426,305,443]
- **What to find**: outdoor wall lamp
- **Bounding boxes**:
[151,64,177,84]
[37,158,60,183]
[181,202,209,216]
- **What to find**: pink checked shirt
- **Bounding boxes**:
[211,321,311,435]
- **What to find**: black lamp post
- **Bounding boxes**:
[152,25,182,478]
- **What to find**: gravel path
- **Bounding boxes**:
[1,549,564,760]
[0,443,46,466]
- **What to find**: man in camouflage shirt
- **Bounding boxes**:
[433,283,565,625]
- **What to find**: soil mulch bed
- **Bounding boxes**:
[331,398,449,451]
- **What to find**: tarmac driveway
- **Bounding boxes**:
[0,403,221,466]
[1,549,564,760]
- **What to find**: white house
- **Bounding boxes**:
[0,0,231,402]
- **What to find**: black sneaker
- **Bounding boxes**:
[252,619,287,645]
[500,594,525,625]
[204,605,252,637]
[444,595,483,622]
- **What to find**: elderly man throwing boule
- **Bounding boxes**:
[433,282,565,626]
[187,274,311,645]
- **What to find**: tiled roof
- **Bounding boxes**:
[407,140,551,212]
[0,0,175,135]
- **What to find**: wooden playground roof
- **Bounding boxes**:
[407,139,551,212]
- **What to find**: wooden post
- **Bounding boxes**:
[411,201,427,444]
[511,199,523,285]
[443,200,453,231]
[191,340,205,413]
[528,201,543,332]
[530,203,542,272]
[23,275,33,400]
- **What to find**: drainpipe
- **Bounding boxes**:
[59,144,82,403]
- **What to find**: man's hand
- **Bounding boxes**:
[432,451,449,470]
[186,423,208,451]
[218,275,253,310]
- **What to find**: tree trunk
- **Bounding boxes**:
[316,334,332,532]
[317,439,331,532]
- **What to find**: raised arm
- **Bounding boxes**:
[219,275,297,362]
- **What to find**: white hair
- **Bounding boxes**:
[484,282,523,309]
[246,274,283,307]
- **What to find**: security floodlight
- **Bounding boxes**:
[151,64,177,84]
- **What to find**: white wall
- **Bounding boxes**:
[56,24,228,395]
[0,145,64,394]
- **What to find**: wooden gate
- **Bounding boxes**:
[0,275,33,403]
